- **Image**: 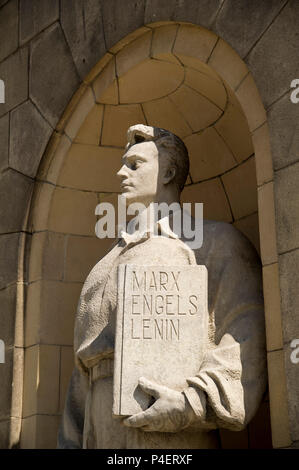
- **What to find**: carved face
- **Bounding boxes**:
[117,141,166,206]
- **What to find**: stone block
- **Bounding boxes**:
[64,87,95,141]
[0,113,9,172]
[233,212,260,255]
[25,280,83,346]
[119,59,184,104]
[283,343,299,442]
[247,0,299,108]
[236,73,267,132]
[0,170,33,234]
[0,419,10,449]
[48,187,98,236]
[208,39,248,91]
[93,57,118,104]
[279,249,299,343]
[30,23,80,128]
[0,48,28,118]
[221,157,258,220]
[262,263,283,351]
[102,0,146,50]
[10,101,52,178]
[0,233,21,290]
[172,0,223,28]
[143,96,191,139]
[267,349,291,448]
[0,0,18,62]
[28,231,65,282]
[75,104,103,145]
[20,0,59,44]
[170,85,222,133]
[29,182,55,233]
[252,123,273,186]
[65,235,108,282]
[38,134,72,185]
[181,179,232,222]
[60,0,106,79]
[58,144,122,193]
[0,285,17,349]
[59,346,74,413]
[185,67,227,110]
[0,347,14,420]
[214,0,286,59]
[274,162,299,254]
[151,24,178,62]
[116,31,151,78]
[257,182,278,266]
[173,24,218,64]
[267,93,299,171]
[25,414,60,449]
[215,101,253,163]
[23,344,60,417]
[144,0,176,24]
[185,128,236,183]
[101,105,146,148]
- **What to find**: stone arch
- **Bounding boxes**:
[21,22,275,448]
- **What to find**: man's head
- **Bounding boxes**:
[117,124,189,206]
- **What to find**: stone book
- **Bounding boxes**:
[113,264,209,417]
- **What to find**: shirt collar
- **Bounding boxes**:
[119,205,182,246]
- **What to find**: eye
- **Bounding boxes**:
[130,159,142,170]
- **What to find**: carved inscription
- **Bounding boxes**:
[130,270,200,341]
[113,264,209,416]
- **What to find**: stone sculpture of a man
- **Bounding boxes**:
[58,125,267,449]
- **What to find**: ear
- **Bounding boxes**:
[163,166,176,185]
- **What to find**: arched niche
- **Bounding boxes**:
[21,22,273,449]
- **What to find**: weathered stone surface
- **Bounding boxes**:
[0,347,13,420]
[10,101,52,178]
[262,263,283,352]
[114,265,208,416]
[145,0,222,27]
[279,249,299,342]
[0,48,28,118]
[283,343,299,442]
[173,0,223,27]
[0,233,21,290]
[267,349,292,448]
[214,0,286,59]
[267,93,299,171]
[102,0,145,50]
[0,113,9,172]
[20,0,59,44]
[0,285,16,350]
[61,0,106,79]
[0,419,10,449]
[274,162,299,254]
[247,0,299,108]
[30,23,80,127]
[0,0,18,62]
[0,170,33,233]
[29,231,65,282]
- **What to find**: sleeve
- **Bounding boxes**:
[57,365,89,448]
[183,230,267,432]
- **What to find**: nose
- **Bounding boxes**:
[117,164,128,179]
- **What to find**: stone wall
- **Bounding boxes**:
[0,0,298,449]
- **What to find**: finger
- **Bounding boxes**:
[138,377,169,399]
[123,410,150,428]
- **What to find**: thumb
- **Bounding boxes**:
[138,377,169,399]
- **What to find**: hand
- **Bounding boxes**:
[123,377,195,433]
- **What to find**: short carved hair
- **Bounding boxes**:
[127,124,189,192]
